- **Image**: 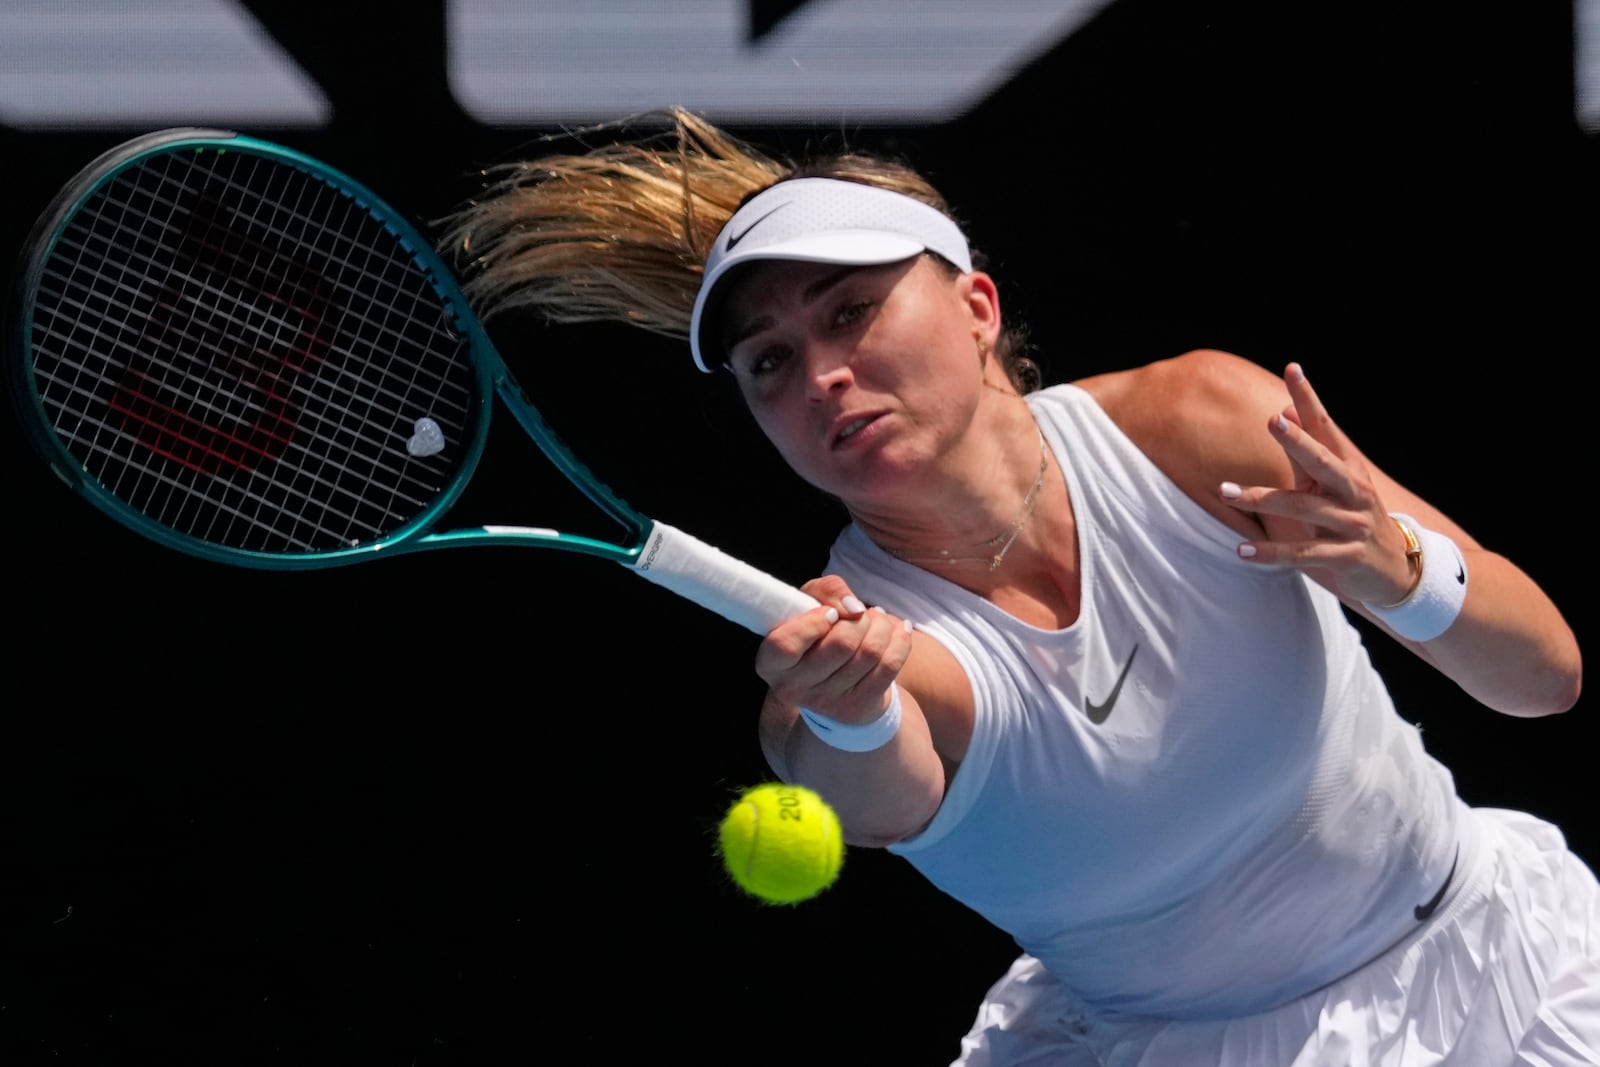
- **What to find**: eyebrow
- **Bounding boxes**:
[723,265,860,353]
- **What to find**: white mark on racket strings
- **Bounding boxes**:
[407,417,446,457]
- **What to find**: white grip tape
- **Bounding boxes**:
[630,520,819,635]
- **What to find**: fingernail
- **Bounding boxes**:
[843,595,866,614]
[1287,363,1305,383]
[903,618,915,633]
[1237,544,1258,558]
[1220,481,1242,499]
[1275,413,1289,433]
[824,607,840,623]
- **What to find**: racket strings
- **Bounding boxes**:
[111,190,334,479]
[30,147,480,554]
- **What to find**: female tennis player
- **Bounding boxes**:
[443,110,1594,1065]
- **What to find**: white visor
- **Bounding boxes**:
[689,177,973,372]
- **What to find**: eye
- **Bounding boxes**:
[834,300,872,329]
[732,344,790,380]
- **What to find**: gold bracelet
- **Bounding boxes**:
[1377,514,1424,609]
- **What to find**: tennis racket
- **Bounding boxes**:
[7,127,818,635]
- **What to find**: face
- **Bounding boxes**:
[717,254,1001,508]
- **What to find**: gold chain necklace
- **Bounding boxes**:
[884,430,1049,572]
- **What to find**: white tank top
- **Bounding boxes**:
[825,384,1461,1019]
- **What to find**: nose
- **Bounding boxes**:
[803,340,854,402]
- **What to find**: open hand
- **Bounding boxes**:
[1218,363,1416,606]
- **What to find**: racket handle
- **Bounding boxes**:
[631,521,821,635]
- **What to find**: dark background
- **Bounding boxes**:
[3,2,1594,1064]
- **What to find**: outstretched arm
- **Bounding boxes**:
[1220,361,1580,717]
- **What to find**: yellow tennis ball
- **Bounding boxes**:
[718,782,845,905]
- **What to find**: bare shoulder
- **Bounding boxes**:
[1073,350,1296,534]
[1075,349,1282,427]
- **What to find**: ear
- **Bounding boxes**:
[960,271,1002,349]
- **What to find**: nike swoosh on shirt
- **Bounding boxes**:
[1414,846,1460,921]
[1084,644,1139,725]
[724,201,790,249]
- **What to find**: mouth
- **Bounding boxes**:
[831,413,881,449]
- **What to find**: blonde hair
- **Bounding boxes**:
[439,107,1039,389]
[441,109,948,330]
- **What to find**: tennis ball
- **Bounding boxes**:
[718,783,845,905]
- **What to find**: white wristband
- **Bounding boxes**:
[798,685,904,753]
[1364,513,1468,642]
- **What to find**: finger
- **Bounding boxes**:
[756,601,842,675]
[841,607,914,693]
[773,608,911,717]
[1235,534,1367,569]
[1218,481,1366,537]
[1268,410,1365,501]
[1283,363,1355,456]
[810,608,914,718]
[1268,396,1316,494]
[801,574,870,618]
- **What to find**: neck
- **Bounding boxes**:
[849,398,1049,571]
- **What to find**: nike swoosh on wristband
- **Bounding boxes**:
[724,201,791,249]
[1084,644,1139,725]
[1414,846,1460,921]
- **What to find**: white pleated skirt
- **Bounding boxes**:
[953,808,1600,1067]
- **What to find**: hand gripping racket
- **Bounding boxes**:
[7,128,818,635]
